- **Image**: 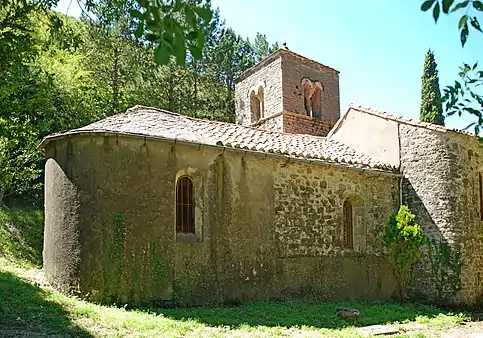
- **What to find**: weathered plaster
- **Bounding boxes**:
[43,134,399,305]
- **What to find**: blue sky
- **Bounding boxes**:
[55,0,482,130]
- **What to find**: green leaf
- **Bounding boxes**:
[196,30,205,50]
[473,0,483,10]
[459,15,468,28]
[186,31,198,41]
[146,33,158,42]
[433,2,441,22]
[442,0,454,13]
[155,41,171,65]
[451,0,469,12]
[134,23,144,39]
[193,6,213,22]
[470,17,482,32]
[130,9,144,19]
[184,6,196,27]
[461,22,469,46]
[188,43,202,59]
[174,0,183,12]
[173,35,186,66]
[421,0,435,11]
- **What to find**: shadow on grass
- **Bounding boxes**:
[153,299,452,330]
[0,271,91,337]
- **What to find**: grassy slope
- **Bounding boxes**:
[0,200,44,267]
[0,201,469,337]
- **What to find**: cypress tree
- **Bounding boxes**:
[420,49,444,125]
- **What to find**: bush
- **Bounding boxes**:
[382,205,427,302]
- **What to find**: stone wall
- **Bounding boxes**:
[235,56,282,126]
[283,112,334,137]
[253,112,333,137]
[443,132,483,305]
[280,52,340,124]
[43,134,400,306]
[253,113,284,133]
[235,50,340,137]
[400,124,483,305]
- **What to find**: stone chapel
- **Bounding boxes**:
[40,49,483,306]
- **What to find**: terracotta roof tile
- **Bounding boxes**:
[41,106,398,173]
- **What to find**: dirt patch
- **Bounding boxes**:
[442,322,483,338]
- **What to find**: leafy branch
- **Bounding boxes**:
[421,0,482,46]
[421,0,482,133]
[130,0,212,66]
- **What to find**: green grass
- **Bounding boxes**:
[0,199,44,267]
[0,201,471,337]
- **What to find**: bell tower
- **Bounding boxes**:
[234,49,340,137]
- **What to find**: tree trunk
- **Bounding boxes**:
[112,45,120,114]
[168,76,174,112]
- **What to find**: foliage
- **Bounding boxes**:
[0,119,42,202]
[442,62,483,134]
[421,0,482,46]
[129,0,213,66]
[421,0,483,134]
[428,238,462,303]
[420,49,444,125]
[382,205,428,302]
[0,2,276,201]
[20,0,217,66]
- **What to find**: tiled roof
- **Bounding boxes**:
[349,105,474,136]
[40,106,398,173]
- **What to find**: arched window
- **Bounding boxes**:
[343,199,354,249]
[302,78,323,119]
[250,86,264,122]
[176,176,195,234]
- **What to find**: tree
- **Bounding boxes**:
[253,32,279,63]
[420,49,444,125]
[382,206,427,302]
[421,0,482,134]
[0,0,277,202]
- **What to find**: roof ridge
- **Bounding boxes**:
[128,105,181,116]
[127,105,333,140]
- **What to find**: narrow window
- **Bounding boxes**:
[302,79,323,118]
[258,87,265,118]
[302,80,313,117]
[343,200,354,249]
[479,172,483,221]
[176,176,195,234]
[250,87,264,122]
[311,83,322,119]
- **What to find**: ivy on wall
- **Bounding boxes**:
[428,238,462,303]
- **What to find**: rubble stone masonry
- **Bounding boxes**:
[400,123,483,305]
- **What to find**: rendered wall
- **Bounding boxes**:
[43,134,399,305]
[328,109,400,167]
